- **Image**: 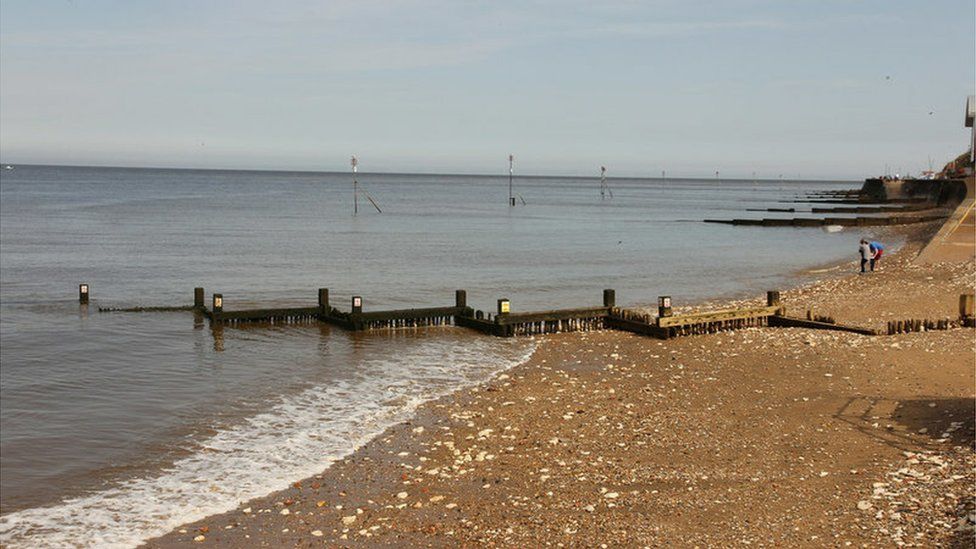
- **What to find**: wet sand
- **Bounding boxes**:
[148,223,975,548]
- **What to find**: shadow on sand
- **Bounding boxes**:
[834,396,974,452]
[834,396,974,547]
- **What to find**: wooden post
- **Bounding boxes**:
[456,290,467,309]
[497,298,510,315]
[351,296,363,314]
[603,289,615,308]
[658,296,672,318]
[960,294,974,319]
[212,293,223,319]
[194,287,204,309]
[79,283,90,304]
[508,154,515,207]
[351,156,359,216]
[318,288,329,314]
[766,290,783,315]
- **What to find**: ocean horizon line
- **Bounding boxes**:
[0,162,860,183]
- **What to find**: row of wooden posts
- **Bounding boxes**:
[887,318,957,335]
[81,284,976,340]
[805,310,836,324]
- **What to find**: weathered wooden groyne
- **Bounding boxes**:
[704,214,947,228]
[201,288,473,330]
[780,197,929,205]
[184,287,893,340]
[82,284,976,346]
[746,204,940,214]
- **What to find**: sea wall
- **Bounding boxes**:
[861,178,968,205]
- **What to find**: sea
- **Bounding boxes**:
[0,165,870,547]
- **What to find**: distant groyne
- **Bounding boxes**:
[705,178,967,228]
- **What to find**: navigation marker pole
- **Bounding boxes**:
[600,166,606,199]
[353,156,359,214]
[350,156,383,214]
[599,166,613,199]
[508,154,515,207]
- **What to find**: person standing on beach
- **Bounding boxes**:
[869,240,885,271]
[859,239,872,273]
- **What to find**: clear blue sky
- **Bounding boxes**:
[1,1,973,178]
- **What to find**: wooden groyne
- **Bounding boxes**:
[608,303,779,338]
[781,197,929,205]
[878,292,974,334]
[201,287,877,340]
[457,306,610,337]
[88,285,973,342]
[809,204,938,214]
[746,204,938,214]
[704,214,947,228]
[99,305,198,313]
[205,289,473,330]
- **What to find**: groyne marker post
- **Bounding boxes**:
[497,298,511,337]
[194,287,204,310]
[600,166,607,199]
[603,289,615,308]
[79,283,90,304]
[319,288,330,315]
[351,156,359,216]
[767,290,783,315]
[508,154,515,207]
[350,295,364,330]
[456,290,467,309]
[658,296,672,318]
[960,293,974,320]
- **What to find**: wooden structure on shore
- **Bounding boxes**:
[201,289,472,330]
[704,214,947,228]
[87,284,975,345]
[183,287,886,340]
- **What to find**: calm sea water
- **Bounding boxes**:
[1,165,865,547]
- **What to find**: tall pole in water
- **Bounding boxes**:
[351,156,358,215]
[508,154,514,207]
[600,166,606,199]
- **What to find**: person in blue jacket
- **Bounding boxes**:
[869,240,885,271]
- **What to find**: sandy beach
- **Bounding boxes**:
[147,222,975,548]
[3,5,974,547]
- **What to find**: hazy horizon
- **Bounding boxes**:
[2,1,973,179]
[0,162,866,182]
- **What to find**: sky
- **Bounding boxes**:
[0,0,973,179]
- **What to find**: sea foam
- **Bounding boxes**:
[0,337,535,548]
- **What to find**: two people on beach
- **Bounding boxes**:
[859,239,884,273]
